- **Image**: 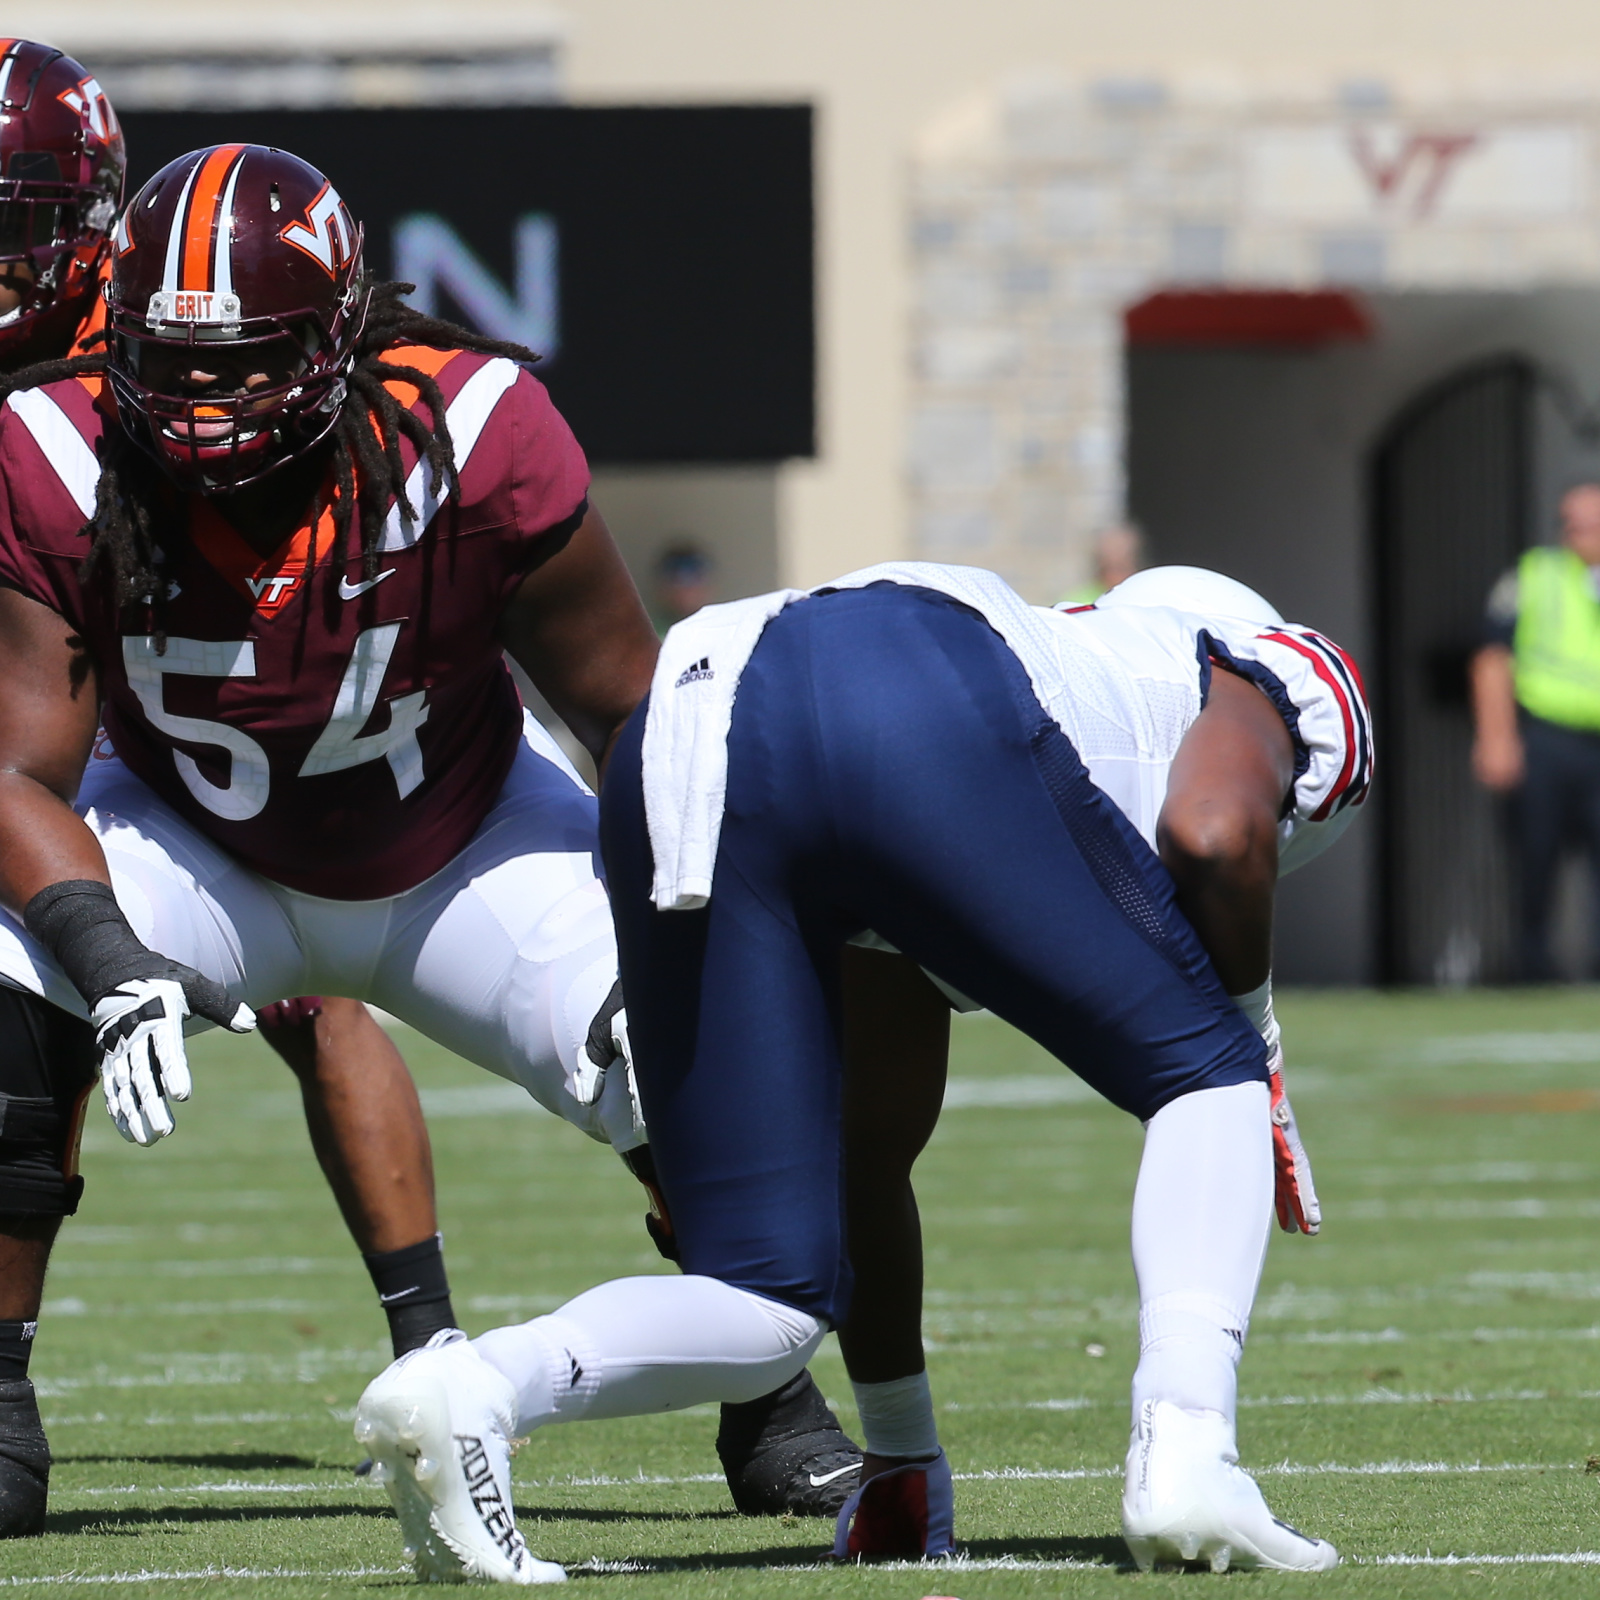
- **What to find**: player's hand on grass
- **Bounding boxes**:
[1267,1041,1320,1236]
[91,966,255,1145]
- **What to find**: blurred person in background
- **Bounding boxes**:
[650,541,715,634]
[1062,520,1145,604]
[1471,480,1600,981]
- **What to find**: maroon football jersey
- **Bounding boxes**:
[0,345,589,898]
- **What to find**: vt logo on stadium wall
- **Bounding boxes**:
[393,214,560,360]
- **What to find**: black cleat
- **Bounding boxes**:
[0,1380,49,1537]
[717,1369,863,1517]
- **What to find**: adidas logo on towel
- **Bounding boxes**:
[674,656,714,687]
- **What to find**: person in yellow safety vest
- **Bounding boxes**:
[1471,479,1600,980]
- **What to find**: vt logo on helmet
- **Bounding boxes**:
[0,40,127,365]
[106,145,369,491]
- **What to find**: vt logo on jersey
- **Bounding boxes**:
[188,500,324,615]
[247,573,302,609]
[280,181,358,277]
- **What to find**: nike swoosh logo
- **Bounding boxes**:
[808,1463,862,1487]
[339,569,396,600]
[377,1287,419,1304]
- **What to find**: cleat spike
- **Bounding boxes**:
[1210,1544,1232,1573]
[368,1461,388,1487]
[354,1418,375,1444]
[1126,1535,1156,1572]
[415,1455,439,1482]
[1178,1533,1201,1561]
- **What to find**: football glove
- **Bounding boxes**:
[24,879,255,1146]
[1231,975,1321,1236]
[91,969,255,1145]
[583,978,648,1152]
[1268,1041,1320,1236]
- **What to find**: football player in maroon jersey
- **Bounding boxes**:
[0,137,860,1539]
[0,39,127,1536]
[0,52,521,1536]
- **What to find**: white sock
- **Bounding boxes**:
[1129,1081,1272,1426]
[851,1371,939,1459]
[472,1275,824,1438]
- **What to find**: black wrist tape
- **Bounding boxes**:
[23,880,155,1009]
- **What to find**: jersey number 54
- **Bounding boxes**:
[121,628,429,822]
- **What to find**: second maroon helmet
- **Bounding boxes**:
[106,144,368,491]
[0,40,126,364]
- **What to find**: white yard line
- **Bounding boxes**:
[958,1386,1600,1412]
[49,1460,1572,1500]
[1357,1552,1600,1567]
[0,1567,408,1587]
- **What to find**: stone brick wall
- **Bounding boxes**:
[909,76,1600,600]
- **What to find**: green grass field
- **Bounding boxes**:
[7,989,1600,1596]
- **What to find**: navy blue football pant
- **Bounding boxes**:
[600,585,1268,1328]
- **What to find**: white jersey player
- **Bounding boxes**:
[352,560,1372,1581]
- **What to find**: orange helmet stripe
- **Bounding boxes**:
[180,143,246,292]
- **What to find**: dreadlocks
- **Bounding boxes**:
[0,281,540,626]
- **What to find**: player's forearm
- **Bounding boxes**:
[1161,843,1275,996]
[1158,670,1292,996]
[0,772,112,915]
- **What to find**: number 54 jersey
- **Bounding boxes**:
[0,347,590,899]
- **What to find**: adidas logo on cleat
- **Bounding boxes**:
[456,1433,523,1561]
[674,657,714,687]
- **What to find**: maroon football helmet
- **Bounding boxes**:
[0,40,126,365]
[106,145,368,492]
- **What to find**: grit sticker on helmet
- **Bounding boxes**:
[148,144,248,326]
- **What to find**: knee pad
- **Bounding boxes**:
[0,989,97,1218]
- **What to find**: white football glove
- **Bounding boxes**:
[91,974,255,1145]
[596,1003,647,1152]
[581,978,647,1151]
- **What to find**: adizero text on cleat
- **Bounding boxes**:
[1121,1400,1338,1573]
[833,1449,955,1561]
[717,1369,864,1517]
[0,1380,49,1538]
[354,1328,566,1585]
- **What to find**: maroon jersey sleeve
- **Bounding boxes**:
[499,367,591,599]
[0,383,102,629]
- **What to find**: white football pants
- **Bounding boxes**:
[0,714,638,1150]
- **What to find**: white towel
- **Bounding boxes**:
[642,588,804,909]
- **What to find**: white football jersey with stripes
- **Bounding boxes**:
[1035,600,1373,873]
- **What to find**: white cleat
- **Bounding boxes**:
[355,1328,566,1585]
[1121,1400,1338,1573]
